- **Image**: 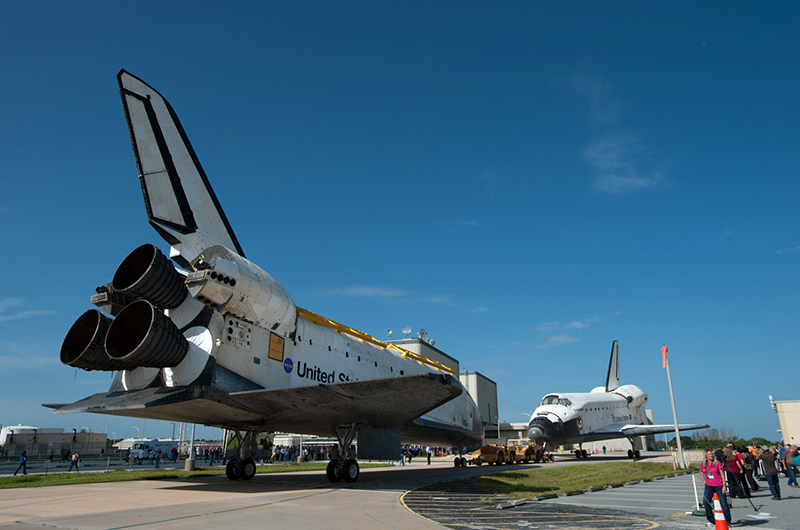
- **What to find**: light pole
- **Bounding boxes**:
[662,344,686,469]
[132,425,140,440]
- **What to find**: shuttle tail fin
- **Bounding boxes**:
[605,340,619,392]
[117,69,244,269]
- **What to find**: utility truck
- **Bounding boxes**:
[467,438,541,466]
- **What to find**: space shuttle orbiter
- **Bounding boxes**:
[49,70,483,483]
[526,340,707,459]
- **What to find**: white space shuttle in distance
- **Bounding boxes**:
[48,70,483,483]
[526,341,707,459]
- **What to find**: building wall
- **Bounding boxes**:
[458,371,498,427]
[776,401,800,444]
[1,432,107,457]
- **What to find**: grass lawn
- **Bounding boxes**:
[473,461,697,498]
[0,461,384,489]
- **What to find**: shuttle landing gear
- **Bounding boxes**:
[327,424,360,483]
[574,446,588,459]
[225,429,259,481]
[626,438,640,459]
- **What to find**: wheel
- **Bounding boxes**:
[634,450,640,459]
[342,459,360,483]
[326,459,342,482]
[575,450,582,459]
[522,450,530,464]
[535,449,542,463]
[226,458,240,480]
[497,452,504,464]
[510,452,516,463]
[627,449,634,459]
[460,457,467,468]
[454,457,461,467]
[581,449,588,459]
[238,458,256,480]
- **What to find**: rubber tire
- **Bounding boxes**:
[581,449,588,459]
[634,450,640,459]
[627,449,634,459]
[326,459,342,482]
[342,459,360,483]
[238,458,256,481]
[497,452,504,465]
[226,458,240,480]
[575,450,582,459]
[460,457,467,468]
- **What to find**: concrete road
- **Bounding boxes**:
[0,461,507,530]
[4,454,796,529]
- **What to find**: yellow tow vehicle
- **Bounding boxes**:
[467,439,542,466]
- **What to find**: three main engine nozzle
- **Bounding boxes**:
[60,244,190,372]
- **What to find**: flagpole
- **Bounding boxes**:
[663,344,686,469]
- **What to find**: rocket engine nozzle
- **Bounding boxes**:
[105,300,189,367]
[112,243,187,309]
[60,309,129,371]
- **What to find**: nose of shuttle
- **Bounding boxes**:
[527,424,547,440]
[527,416,555,440]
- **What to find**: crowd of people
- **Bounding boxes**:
[700,443,799,527]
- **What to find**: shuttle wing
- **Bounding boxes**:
[49,372,463,437]
[618,423,708,437]
[118,69,244,269]
[581,422,708,441]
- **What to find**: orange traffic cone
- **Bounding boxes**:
[713,493,729,530]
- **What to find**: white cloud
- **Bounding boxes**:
[314,286,485,314]
[0,298,56,322]
[0,298,24,313]
[314,285,409,298]
[536,316,599,332]
[568,65,620,123]
[776,245,800,255]
[421,294,455,305]
[0,340,55,370]
[583,131,663,194]
[477,172,504,190]
[535,334,582,349]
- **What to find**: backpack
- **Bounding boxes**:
[743,451,755,470]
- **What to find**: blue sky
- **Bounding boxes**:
[1,1,797,442]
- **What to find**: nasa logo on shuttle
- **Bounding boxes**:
[283,358,294,374]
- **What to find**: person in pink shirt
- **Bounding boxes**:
[701,448,731,527]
